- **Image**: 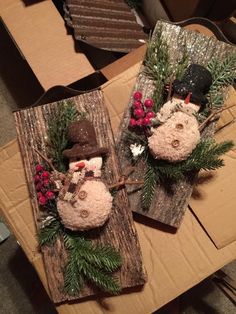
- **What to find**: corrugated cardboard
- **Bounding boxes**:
[189,87,236,249]
[0,63,236,313]
[0,0,94,90]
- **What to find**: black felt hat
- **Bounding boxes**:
[173,64,212,106]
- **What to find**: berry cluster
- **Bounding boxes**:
[34,164,55,206]
[129,91,155,127]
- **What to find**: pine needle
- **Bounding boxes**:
[207,53,236,110]
[140,139,234,207]
[63,234,122,296]
[141,160,157,209]
[47,101,79,173]
[38,219,61,246]
[143,28,170,111]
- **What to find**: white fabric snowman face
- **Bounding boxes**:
[69,157,103,177]
[155,97,200,123]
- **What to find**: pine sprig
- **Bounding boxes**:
[141,139,234,207]
[38,219,62,246]
[64,254,84,296]
[144,29,170,111]
[80,260,121,295]
[141,161,157,209]
[47,101,79,173]
[63,234,122,295]
[174,47,189,80]
[207,53,236,109]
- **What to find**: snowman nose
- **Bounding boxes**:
[75,162,85,169]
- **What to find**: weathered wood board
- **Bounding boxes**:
[116,21,236,228]
[14,90,146,303]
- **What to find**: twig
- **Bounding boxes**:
[199,103,236,131]
[167,80,173,101]
[33,147,56,171]
[108,179,144,190]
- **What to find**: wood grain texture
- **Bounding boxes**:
[116,21,236,228]
[14,90,146,303]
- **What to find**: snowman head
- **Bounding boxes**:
[69,157,103,177]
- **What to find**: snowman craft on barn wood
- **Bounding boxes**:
[148,64,213,162]
[56,119,113,231]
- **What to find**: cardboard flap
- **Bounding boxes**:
[189,87,236,248]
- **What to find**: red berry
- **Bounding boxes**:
[144,99,154,108]
[43,179,50,186]
[35,164,44,173]
[34,174,40,183]
[133,100,142,109]
[37,192,43,198]
[143,117,151,125]
[45,191,55,200]
[146,111,155,119]
[136,118,143,126]
[129,118,136,127]
[41,171,49,179]
[134,109,145,118]
[133,91,142,101]
[36,182,42,191]
[39,195,47,206]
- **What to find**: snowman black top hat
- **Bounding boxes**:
[172,64,212,106]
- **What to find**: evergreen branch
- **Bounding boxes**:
[174,47,189,80]
[207,53,236,91]
[143,28,170,111]
[64,235,122,272]
[140,139,234,208]
[47,101,79,173]
[64,254,84,296]
[207,53,236,110]
[141,160,157,209]
[63,233,122,296]
[38,219,62,246]
[79,260,121,295]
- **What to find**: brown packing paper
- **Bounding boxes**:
[0,63,236,312]
[189,86,236,249]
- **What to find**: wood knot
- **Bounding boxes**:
[175,123,184,130]
[80,210,89,218]
[78,190,87,200]
[171,139,180,148]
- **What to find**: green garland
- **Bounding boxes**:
[39,102,122,296]
[126,30,235,210]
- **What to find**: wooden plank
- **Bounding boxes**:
[116,21,236,228]
[14,90,146,303]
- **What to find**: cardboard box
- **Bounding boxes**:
[0,0,94,90]
[0,63,236,313]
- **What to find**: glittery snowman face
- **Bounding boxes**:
[69,157,103,177]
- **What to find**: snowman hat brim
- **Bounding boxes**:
[63,145,108,160]
[173,80,209,106]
